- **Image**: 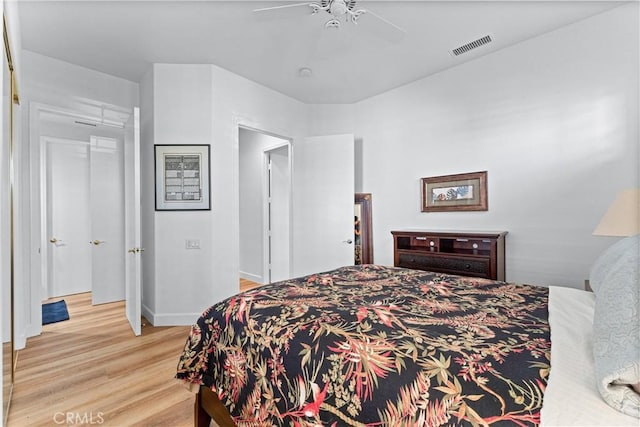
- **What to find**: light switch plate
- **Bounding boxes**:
[186,239,200,249]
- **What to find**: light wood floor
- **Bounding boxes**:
[3,341,12,424]
[8,281,262,427]
[8,294,193,426]
[239,278,261,292]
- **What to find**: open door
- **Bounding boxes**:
[90,136,125,305]
[266,145,290,283]
[124,107,141,336]
[292,134,354,277]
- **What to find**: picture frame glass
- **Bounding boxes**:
[155,145,211,211]
[421,171,487,212]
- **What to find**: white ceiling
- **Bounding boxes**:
[17,1,626,104]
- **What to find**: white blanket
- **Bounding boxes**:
[541,286,639,426]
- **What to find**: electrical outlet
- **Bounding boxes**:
[186,239,200,249]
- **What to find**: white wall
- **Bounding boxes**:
[145,64,307,325]
[145,64,214,325]
[20,52,138,113]
[355,3,639,288]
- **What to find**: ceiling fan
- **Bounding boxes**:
[253,1,406,39]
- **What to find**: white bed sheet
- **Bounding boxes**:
[542,286,639,426]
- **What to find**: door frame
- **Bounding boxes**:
[235,118,293,288]
[28,102,128,338]
[262,141,292,284]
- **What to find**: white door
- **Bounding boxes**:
[90,136,125,304]
[124,107,142,336]
[267,145,290,282]
[46,137,92,297]
[292,134,354,277]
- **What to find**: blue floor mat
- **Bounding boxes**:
[42,299,70,325]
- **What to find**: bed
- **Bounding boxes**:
[176,253,639,426]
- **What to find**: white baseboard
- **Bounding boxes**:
[15,332,26,351]
[141,303,154,325]
[142,303,200,326]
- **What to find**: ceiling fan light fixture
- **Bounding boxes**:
[330,1,348,16]
[254,1,404,37]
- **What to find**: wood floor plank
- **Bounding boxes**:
[7,293,196,426]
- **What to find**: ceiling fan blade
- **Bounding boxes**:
[253,3,315,20]
[359,9,406,43]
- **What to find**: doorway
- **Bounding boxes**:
[238,127,291,285]
[38,109,126,304]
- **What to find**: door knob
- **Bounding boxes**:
[90,240,105,245]
[49,237,61,244]
[343,239,353,244]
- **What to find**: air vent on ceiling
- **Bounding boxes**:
[450,34,493,57]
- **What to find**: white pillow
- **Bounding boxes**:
[589,234,640,418]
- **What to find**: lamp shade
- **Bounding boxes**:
[593,188,640,236]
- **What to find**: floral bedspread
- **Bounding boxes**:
[176,265,550,426]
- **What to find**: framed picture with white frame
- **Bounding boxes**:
[154,144,211,211]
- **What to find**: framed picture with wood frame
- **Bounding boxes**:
[421,171,487,212]
[155,144,211,211]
